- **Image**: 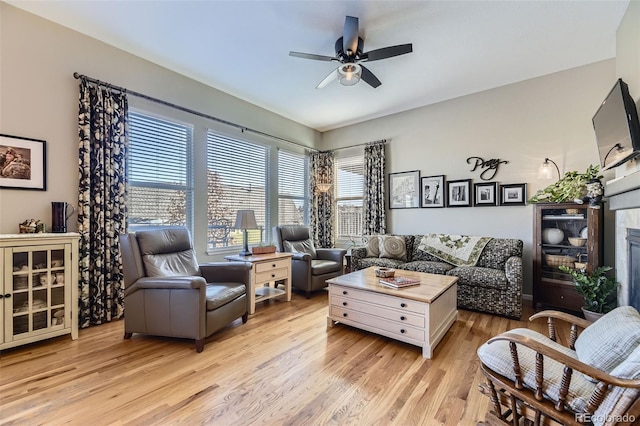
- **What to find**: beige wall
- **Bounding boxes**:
[0,3,320,246]
[322,60,617,295]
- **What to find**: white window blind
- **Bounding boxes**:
[278,149,308,226]
[335,155,364,238]
[127,111,193,231]
[207,132,269,250]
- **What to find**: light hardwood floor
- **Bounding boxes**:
[0,291,554,425]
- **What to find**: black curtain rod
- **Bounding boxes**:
[73,72,316,152]
[330,139,388,152]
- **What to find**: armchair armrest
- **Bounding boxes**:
[529,310,592,349]
[199,262,251,284]
[504,256,523,287]
[124,275,206,297]
[350,246,367,271]
[290,252,312,262]
[316,248,347,263]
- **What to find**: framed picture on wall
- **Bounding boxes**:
[0,134,47,191]
[500,183,527,206]
[474,182,497,207]
[421,175,445,208]
[447,179,472,207]
[389,170,420,209]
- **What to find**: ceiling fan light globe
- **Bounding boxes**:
[338,63,362,86]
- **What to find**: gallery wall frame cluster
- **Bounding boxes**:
[388,170,526,209]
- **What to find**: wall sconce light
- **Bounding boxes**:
[234,209,257,256]
[537,158,560,181]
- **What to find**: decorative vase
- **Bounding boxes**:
[582,307,605,322]
[542,228,564,245]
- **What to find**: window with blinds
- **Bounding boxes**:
[335,155,365,238]
[207,132,269,250]
[278,150,308,226]
[127,111,193,232]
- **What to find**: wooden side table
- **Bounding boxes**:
[224,252,293,315]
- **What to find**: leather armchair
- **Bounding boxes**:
[273,225,346,298]
[119,227,251,352]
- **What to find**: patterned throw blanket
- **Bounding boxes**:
[417,234,492,267]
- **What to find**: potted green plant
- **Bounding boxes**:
[558,265,618,321]
[528,164,603,204]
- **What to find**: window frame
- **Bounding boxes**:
[334,151,365,245]
[277,148,310,227]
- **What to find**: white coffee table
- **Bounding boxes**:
[326,267,458,358]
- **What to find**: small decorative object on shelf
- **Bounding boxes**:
[19,219,45,233]
[251,245,276,255]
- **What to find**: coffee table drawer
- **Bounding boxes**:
[330,285,425,314]
[256,267,288,284]
[332,295,425,328]
[330,306,425,342]
[255,259,289,273]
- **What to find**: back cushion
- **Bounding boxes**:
[575,306,640,373]
[378,235,408,261]
[136,228,200,277]
[475,238,523,270]
[283,239,317,258]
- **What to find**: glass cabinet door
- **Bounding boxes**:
[539,206,588,281]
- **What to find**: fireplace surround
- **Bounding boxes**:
[629,228,640,311]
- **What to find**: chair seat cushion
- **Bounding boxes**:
[400,261,454,275]
[574,306,640,374]
[311,259,341,276]
[446,266,507,290]
[477,328,595,414]
[205,283,246,310]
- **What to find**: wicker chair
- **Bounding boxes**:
[477,307,640,426]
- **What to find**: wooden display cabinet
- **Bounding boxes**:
[532,203,603,313]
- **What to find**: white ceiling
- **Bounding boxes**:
[6,0,630,132]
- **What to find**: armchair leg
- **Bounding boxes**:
[242,313,248,323]
[124,332,132,339]
[306,291,311,299]
[195,339,205,353]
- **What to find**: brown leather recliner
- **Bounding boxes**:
[119,227,251,352]
[273,225,346,298]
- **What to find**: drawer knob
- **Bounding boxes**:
[343,290,347,295]
[343,313,348,318]
[400,316,406,321]
[342,302,347,306]
[271,274,275,278]
[400,329,406,334]
[560,296,564,300]
[4,294,11,298]
[400,303,407,308]
[272,264,276,268]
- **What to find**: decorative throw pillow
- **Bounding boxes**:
[283,239,317,258]
[574,306,640,374]
[378,235,407,261]
[362,235,381,258]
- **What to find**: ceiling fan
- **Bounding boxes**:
[289,16,413,89]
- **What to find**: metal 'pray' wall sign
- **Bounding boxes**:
[466,156,508,181]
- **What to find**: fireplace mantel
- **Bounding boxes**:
[605,169,640,210]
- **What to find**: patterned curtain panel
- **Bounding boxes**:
[363,141,386,235]
[310,151,334,248]
[77,79,128,328]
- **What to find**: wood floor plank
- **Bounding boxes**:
[0,292,556,425]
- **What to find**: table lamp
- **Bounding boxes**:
[234,209,257,256]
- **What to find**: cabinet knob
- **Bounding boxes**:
[272,264,276,268]
[400,329,406,334]
[342,302,347,306]
[343,290,347,295]
[400,316,406,321]
[400,303,407,308]
[560,295,564,300]
[4,294,11,298]
[271,274,275,278]
[343,313,348,318]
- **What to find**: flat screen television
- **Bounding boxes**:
[592,78,640,170]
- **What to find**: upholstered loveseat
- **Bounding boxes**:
[351,234,523,319]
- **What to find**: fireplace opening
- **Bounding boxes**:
[628,228,640,312]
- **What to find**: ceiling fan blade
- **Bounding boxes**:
[360,65,381,88]
[363,43,413,62]
[343,16,359,54]
[289,51,337,62]
[316,66,339,89]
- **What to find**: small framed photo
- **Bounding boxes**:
[500,183,527,206]
[447,179,472,207]
[474,182,497,207]
[389,170,420,209]
[0,134,46,191]
[421,175,445,208]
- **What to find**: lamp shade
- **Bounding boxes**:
[234,210,257,230]
[338,64,362,86]
[537,158,560,181]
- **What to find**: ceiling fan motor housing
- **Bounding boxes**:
[335,36,364,62]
